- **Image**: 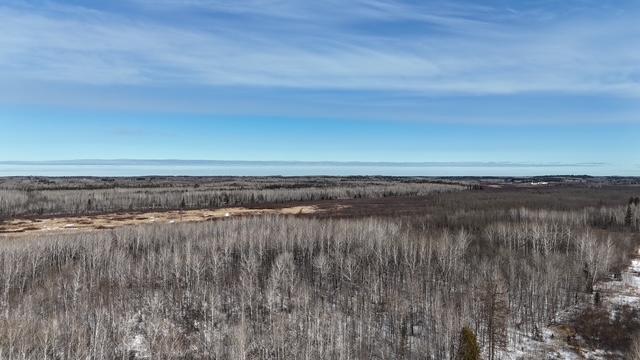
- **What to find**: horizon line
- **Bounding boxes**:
[0,159,610,168]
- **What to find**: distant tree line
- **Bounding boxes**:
[0,182,460,219]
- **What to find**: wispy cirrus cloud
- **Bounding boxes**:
[1,0,640,126]
[0,159,609,168]
[1,0,639,95]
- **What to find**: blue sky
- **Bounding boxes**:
[0,0,639,175]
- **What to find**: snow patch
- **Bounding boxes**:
[122,313,150,359]
[503,250,640,359]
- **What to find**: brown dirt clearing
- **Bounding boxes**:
[0,205,334,236]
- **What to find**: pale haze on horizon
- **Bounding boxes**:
[0,0,638,175]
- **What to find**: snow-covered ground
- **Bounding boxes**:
[122,312,150,359]
[501,249,640,359]
[120,250,640,359]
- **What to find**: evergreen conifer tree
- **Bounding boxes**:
[456,326,481,360]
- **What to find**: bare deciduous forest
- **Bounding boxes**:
[0,178,639,359]
[0,177,460,219]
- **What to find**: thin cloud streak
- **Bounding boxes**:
[1,1,639,97]
[0,160,609,168]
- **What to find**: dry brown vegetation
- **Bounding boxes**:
[0,205,327,235]
[0,183,639,359]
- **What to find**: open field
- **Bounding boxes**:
[0,205,328,235]
[0,177,639,359]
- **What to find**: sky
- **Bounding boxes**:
[0,0,639,175]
